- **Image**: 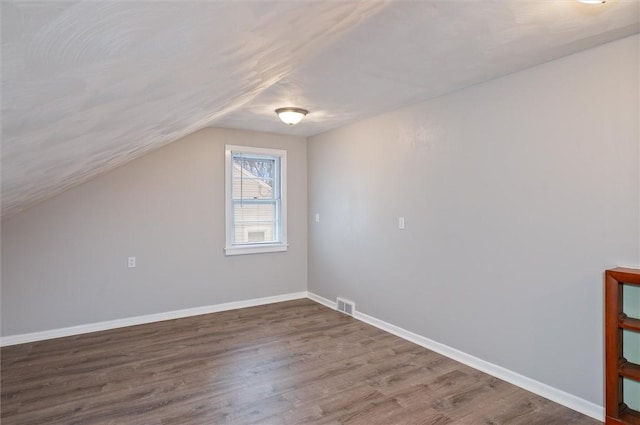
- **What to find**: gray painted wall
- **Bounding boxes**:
[1,127,307,336]
[307,35,639,405]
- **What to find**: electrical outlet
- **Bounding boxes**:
[128,257,136,268]
[315,213,320,223]
[398,217,405,230]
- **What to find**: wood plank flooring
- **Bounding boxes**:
[1,299,600,424]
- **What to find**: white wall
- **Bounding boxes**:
[1,127,308,336]
[307,35,639,406]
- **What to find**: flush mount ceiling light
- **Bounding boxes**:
[275,107,308,125]
[578,0,605,3]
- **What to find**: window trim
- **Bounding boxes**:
[224,145,288,256]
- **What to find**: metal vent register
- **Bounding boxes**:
[336,297,355,316]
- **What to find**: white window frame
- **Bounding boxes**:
[225,145,288,256]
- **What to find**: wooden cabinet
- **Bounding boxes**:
[605,268,640,425]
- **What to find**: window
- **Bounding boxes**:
[225,145,287,255]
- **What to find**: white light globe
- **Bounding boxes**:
[275,108,308,125]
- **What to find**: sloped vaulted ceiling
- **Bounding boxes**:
[2,1,639,219]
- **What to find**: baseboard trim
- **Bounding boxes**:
[0,291,308,347]
[307,291,337,309]
[307,292,604,422]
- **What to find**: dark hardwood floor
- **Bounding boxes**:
[1,299,600,424]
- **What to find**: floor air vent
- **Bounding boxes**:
[336,297,355,316]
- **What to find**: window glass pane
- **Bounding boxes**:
[232,155,277,200]
[233,202,278,244]
[232,176,274,200]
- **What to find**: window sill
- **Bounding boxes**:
[224,244,288,256]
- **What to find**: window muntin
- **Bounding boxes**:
[225,145,287,255]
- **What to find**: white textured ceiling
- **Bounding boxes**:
[2,1,639,219]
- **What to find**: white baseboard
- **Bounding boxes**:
[307,291,337,309]
[0,291,308,347]
[307,292,604,422]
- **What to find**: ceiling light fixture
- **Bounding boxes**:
[275,107,308,125]
[578,0,605,3]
